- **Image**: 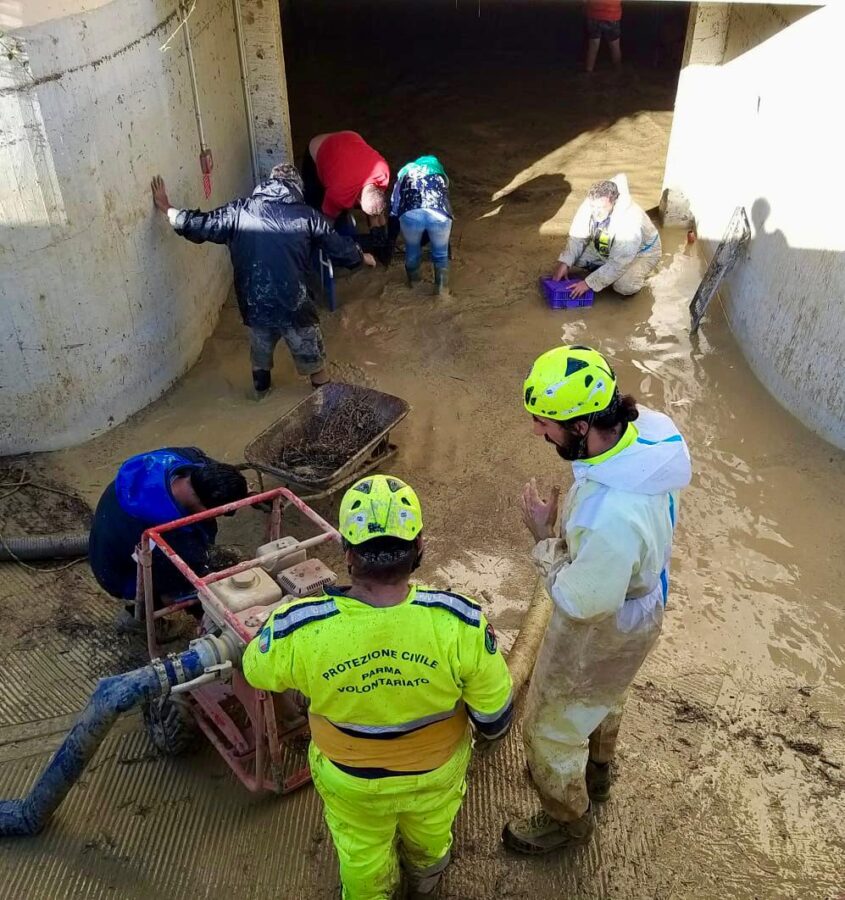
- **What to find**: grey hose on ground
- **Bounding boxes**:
[0,531,89,561]
[505,576,552,696]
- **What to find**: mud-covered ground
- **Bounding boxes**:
[0,2,843,897]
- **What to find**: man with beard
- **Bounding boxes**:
[503,345,691,853]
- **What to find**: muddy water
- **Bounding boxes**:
[27,4,845,895]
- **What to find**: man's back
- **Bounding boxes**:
[585,0,622,22]
[313,131,390,219]
[243,584,512,775]
[174,178,362,329]
[228,186,316,318]
[242,473,512,897]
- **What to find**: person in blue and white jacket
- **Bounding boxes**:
[88,447,247,630]
[504,345,691,854]
[551,174,661,299]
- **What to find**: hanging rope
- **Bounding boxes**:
[159,0,197,54]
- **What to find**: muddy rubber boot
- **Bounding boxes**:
[115,606,144,635]
[117,606,185,642]
[586,760,612,802]
[252,368,271,399]
[403,855,448,899]
[433,266,449,295]
[405,873,442,899]
[309,368,331,390]
[502,808,594,855]
[406,265,421,287]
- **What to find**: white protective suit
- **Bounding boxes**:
[559,174,661,295]
[523,408,691,822]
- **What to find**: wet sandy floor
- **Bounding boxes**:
[1,4,844,896]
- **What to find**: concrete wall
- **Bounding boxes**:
[663,3,845,449]
[239,0,293,179]
[0,0,252,453]
[1,1,113,29]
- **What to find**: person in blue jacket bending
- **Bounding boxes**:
[151,164,375,399]
[88,447,248,631]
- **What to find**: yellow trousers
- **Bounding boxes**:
[309,739,471,900]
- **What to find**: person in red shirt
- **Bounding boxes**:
[302,131,390,244]
[584,0,622,73]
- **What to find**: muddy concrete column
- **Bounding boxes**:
[660,3,731,227]
[236,0,293,180]
[659,2,845,448]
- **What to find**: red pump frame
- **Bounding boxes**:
[136,486,340,794]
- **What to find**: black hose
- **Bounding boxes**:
[0,531,89,561]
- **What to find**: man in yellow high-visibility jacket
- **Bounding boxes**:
[243,475,513,899]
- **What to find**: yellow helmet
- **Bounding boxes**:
[338,475,423,545]
[523,345,617,421]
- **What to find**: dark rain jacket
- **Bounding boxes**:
[173,178,363,328]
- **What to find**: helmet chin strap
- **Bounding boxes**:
[575,412,597,460]
[576,389,622,458]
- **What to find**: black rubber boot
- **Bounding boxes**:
[434,266,449,295]
[402,852,449,898]
[115,606,144,635]
[406,265,421,287]
[502,808,594,855]
[252,368,271,398]
[586,760,612,802]
[405,873,442,899]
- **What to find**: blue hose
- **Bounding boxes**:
[0,643,219,836]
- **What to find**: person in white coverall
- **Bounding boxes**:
[551,175,661,299]
[503,344,691,854]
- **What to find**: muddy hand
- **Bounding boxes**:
[520,478,560,542]
[568,279,591,298]
[551,262,569,282]
[151,175,171,214]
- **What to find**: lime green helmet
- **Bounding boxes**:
[523,345,617,421]
[338,474,423,545]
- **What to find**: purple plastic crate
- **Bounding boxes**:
[539,277,594,309]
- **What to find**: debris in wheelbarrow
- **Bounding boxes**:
[279,396,383,478]
[244,383,411,490]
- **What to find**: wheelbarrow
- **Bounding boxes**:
[243,382,411,502]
